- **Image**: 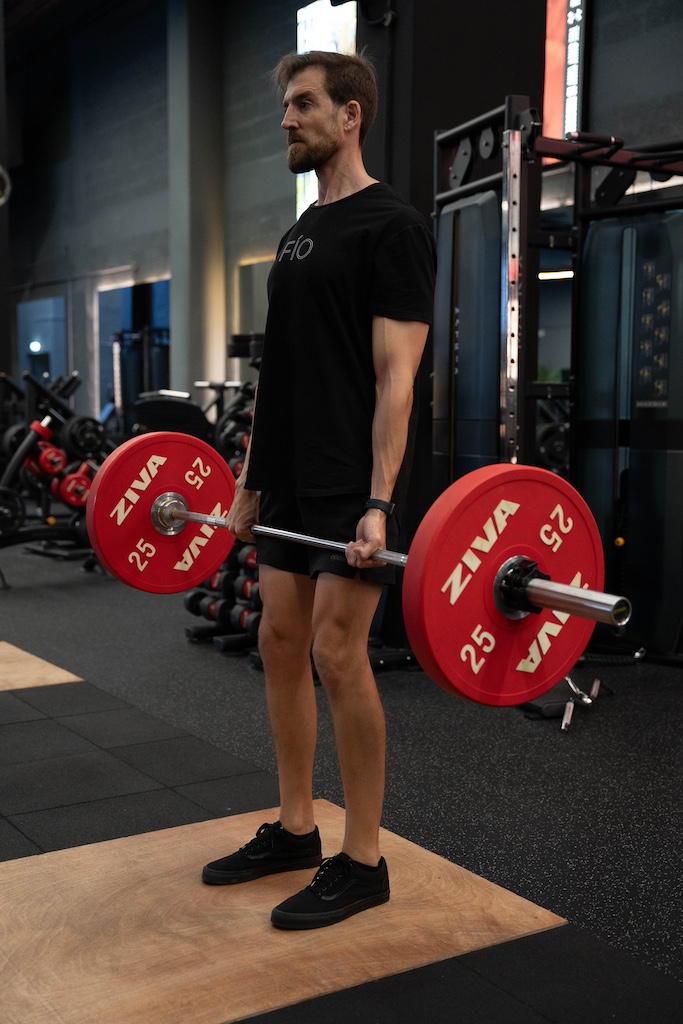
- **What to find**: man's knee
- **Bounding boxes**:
[311,625,369,692]
[259,610,311,663]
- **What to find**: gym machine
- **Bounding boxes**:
[433,95,683,659]
[534,133,683,659]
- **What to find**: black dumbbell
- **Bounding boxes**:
[184,588,210,615]
[236,544,258,571]
[228,429,251,452]
[230,602,261,637]
[199,595,237,628]
[234,573,262,609]
[205,568,238,596]
[228,456,244,478]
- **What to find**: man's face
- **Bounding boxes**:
[281,67,345,174]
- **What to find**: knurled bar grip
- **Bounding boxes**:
[252,524,408,567]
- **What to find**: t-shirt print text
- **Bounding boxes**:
[278,236,314,261]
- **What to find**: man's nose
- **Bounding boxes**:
[281,108,297,130]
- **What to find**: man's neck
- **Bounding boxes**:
[315,153,378,206]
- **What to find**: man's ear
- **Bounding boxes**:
[344,99,362,134]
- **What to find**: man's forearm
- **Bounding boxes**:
[369,378,414,502]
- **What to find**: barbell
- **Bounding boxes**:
[85,431,632,708]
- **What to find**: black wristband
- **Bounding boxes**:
[364,498,395,518]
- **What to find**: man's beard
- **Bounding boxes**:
[287,134,340,174]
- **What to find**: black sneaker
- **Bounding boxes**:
[202,821,322,885]
[270,852,390,929]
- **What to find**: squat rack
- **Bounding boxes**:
[433,98,683,482]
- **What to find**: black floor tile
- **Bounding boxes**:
[0,749,164,815]
[12,681,130,716]
[240,957,551,1024]
[241,925,683,1024]
[0,691,46,725]
[8,789,214,852]
[56,707,189,748]
[0,719,98,766]
[176,770,280,816]
[459,925,683,1024]
[110,735,261,787]
[0,817,42,862]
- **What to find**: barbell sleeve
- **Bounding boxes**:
[525,577,631,627]
[169,508,229,530]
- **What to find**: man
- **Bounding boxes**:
[202,50,436,930]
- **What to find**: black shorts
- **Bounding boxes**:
[256,491,402,586]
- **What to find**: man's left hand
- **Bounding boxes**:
[346,510,388,568]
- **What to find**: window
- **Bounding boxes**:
[295,1,357,217]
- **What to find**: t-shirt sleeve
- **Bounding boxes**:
[369,221,437,324]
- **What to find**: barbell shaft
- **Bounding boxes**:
[163,507,407,566]
[252,524,408,568]
[164,505,629,627]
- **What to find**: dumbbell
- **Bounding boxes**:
[51,462,94,508]
[214,416,251,456]
[234,573,262,609]
[228,429,251,452]
[236,544,258,571]
[24,441,68,479]
[184,588,209,616]
[230,602,261,637]
[199,595,237,628]
[204,568,238,596]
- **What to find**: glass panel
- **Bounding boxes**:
[150,279,170,330]
[16,297,67,381]
[98,287,133,414]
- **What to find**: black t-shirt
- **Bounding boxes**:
[246,182,436,496]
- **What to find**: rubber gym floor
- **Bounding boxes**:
[1,541,681,1023]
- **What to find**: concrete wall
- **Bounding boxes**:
[223,0,299,337]
[5,0,169,412]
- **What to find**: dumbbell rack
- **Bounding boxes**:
[184,540,262,653]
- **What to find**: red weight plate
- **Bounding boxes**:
[86,432,236,594]
[403,464,604,706]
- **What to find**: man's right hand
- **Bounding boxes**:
[226,483,259,542]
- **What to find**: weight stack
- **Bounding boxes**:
[576,210,683,657]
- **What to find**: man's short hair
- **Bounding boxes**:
[272,50,378,146]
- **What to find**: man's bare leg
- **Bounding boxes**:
[257,564,318,836]
[310,572,385,865]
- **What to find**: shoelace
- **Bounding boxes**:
[239,822,275,854]
[309,856,347,894]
